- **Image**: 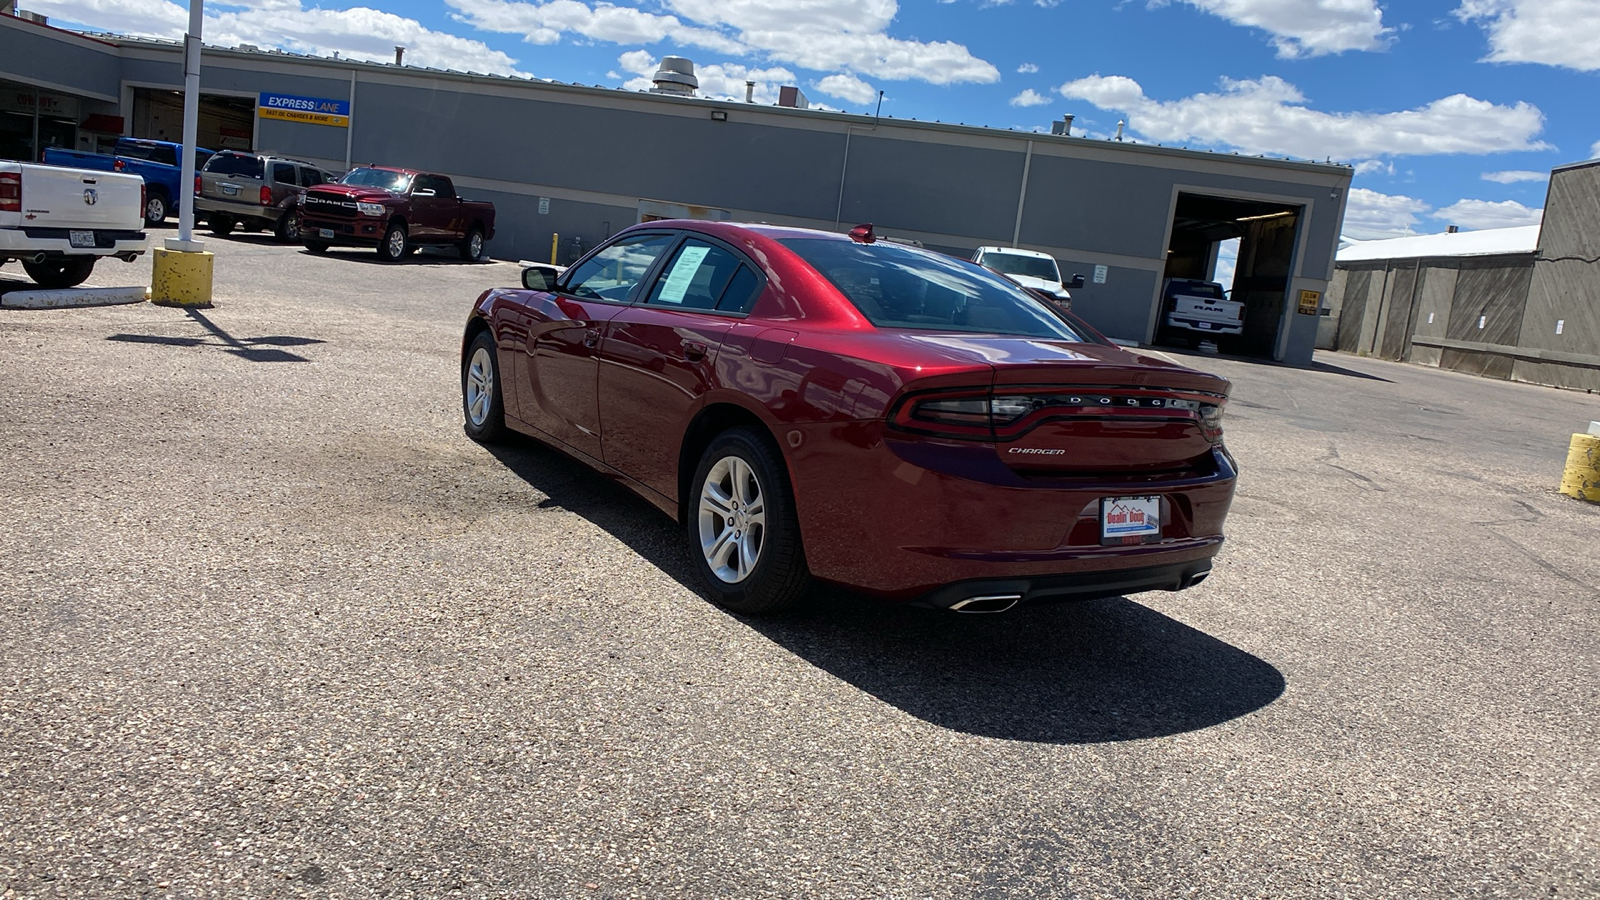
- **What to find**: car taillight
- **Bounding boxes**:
[260,185,273,205]
[194,176,202,196]
[889,389,1227,443]
[113,159,125,172]
[0,172,20,212]
[141,183,147,214]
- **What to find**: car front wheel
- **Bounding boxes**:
[378,222,408,261]
[462,330,507,442]
[275,209,301,242]
[688,428,809,615]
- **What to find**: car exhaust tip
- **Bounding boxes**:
[949,594,1022,613]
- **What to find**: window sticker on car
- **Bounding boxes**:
[657,245,711,305]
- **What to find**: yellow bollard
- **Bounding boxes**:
[550,232,559,265]
[1558,433,1600,502]
[150,247,215,307]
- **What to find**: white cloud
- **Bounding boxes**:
[1591,139,1600,159]
[1343,188,1431,240]
[815,73,876,104]
[1480,170,1547,183]
[1455,0,1600,71]
[1174,0,1394,57]
[1353,159,1394,176]
[1058,74,1550,160]
[1009,88,1052,107]
[449,0,1000,85]
[31,0,530,75]
[1017,62,1038,73]
[1433,198,1543,230]
[615,52,798,104]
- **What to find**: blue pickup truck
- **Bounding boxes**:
[43,138,214,226]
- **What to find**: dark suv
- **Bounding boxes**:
[196,152,340,242]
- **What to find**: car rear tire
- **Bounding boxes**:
[377,222,408,261]
[208,213,235,236]
[144,192,168,225]
[462,330,507,443]
[688,428,809,615]
[274,210,301,243]
[23,256,95,289]
[460,227,485,262]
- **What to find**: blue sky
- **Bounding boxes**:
[28,0,1599,239]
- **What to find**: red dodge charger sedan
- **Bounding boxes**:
[461,221,1236,614]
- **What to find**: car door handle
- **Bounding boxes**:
[683,340,709,361]
[583,328,601,348]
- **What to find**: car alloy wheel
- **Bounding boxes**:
[465,347,494,427]
[380,224,408,261]
[461,330,506,442]
[686,428,809,615]
[145,194,167,224]
[698,456,767,583]
[461,228,484,261]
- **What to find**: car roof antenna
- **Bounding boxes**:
[848,223,876,244]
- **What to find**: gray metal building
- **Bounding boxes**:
[1326,160,1600,391]
[1,12,1353,366]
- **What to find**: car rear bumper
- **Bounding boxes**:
[915,557,1217,611]
[196,196,279,220]
[786,421,1237,602]
[0,227,148,257]
[1164,314,1243,335]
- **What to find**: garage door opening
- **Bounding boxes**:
[131,88,255,152]
[1157,193,1301,359]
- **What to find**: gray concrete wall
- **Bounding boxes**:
[1514,161,1600,391]
[1409,265,1457,368]
[1,26,1353,364]
[0,17,122,101]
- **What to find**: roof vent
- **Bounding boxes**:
[1447,225,1459,233]
[17,9,47,24]
[778,86,809,109]
[650,57,698,96]
[1050,114,1074,137]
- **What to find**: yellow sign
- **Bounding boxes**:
[258,106,349,128]
[1297,289,1321,315]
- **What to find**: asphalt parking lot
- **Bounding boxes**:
[2,232,1596,899]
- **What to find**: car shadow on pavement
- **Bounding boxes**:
[485,433,1286,745]
[107,309,325,362]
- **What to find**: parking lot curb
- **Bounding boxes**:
[0,286,150,310]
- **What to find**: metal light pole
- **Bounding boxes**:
[169,0,204,251]
[151,0,216,305]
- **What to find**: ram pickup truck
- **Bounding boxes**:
[0,161,148,288]
[298,166,495,261]
[43,137,214,226]
[1160,278,1244,340]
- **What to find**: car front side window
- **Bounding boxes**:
[563,234,676,304]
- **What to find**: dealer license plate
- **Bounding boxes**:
[319,228,334,239]
[1101,495,1161,544]
[68,230,95,248]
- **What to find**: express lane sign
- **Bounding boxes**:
[258,92,350,128]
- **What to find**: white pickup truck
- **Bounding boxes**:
[1160,278,1244,339]
[0,161,149,289]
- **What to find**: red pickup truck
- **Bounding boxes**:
[298,166,495,261]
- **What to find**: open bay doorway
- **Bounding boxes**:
[1157,193,1302,359]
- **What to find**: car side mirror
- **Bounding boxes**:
[521,264,561,291]
[1068,274,1086,289]
[413,188,436,197]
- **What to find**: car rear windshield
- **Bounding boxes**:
[340,168,412,191]
[203,153,264,178]
[978,251,1060,283]
[781,239,1086,340]
[1173,281,1225,299]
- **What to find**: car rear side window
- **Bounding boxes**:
[644,240,745,311]
[717,265,763,313]
[781,239,1085,340]
[299,168,324,187]
[272,163,296,184]
[564,234,676,304]
[204,154,264,178]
